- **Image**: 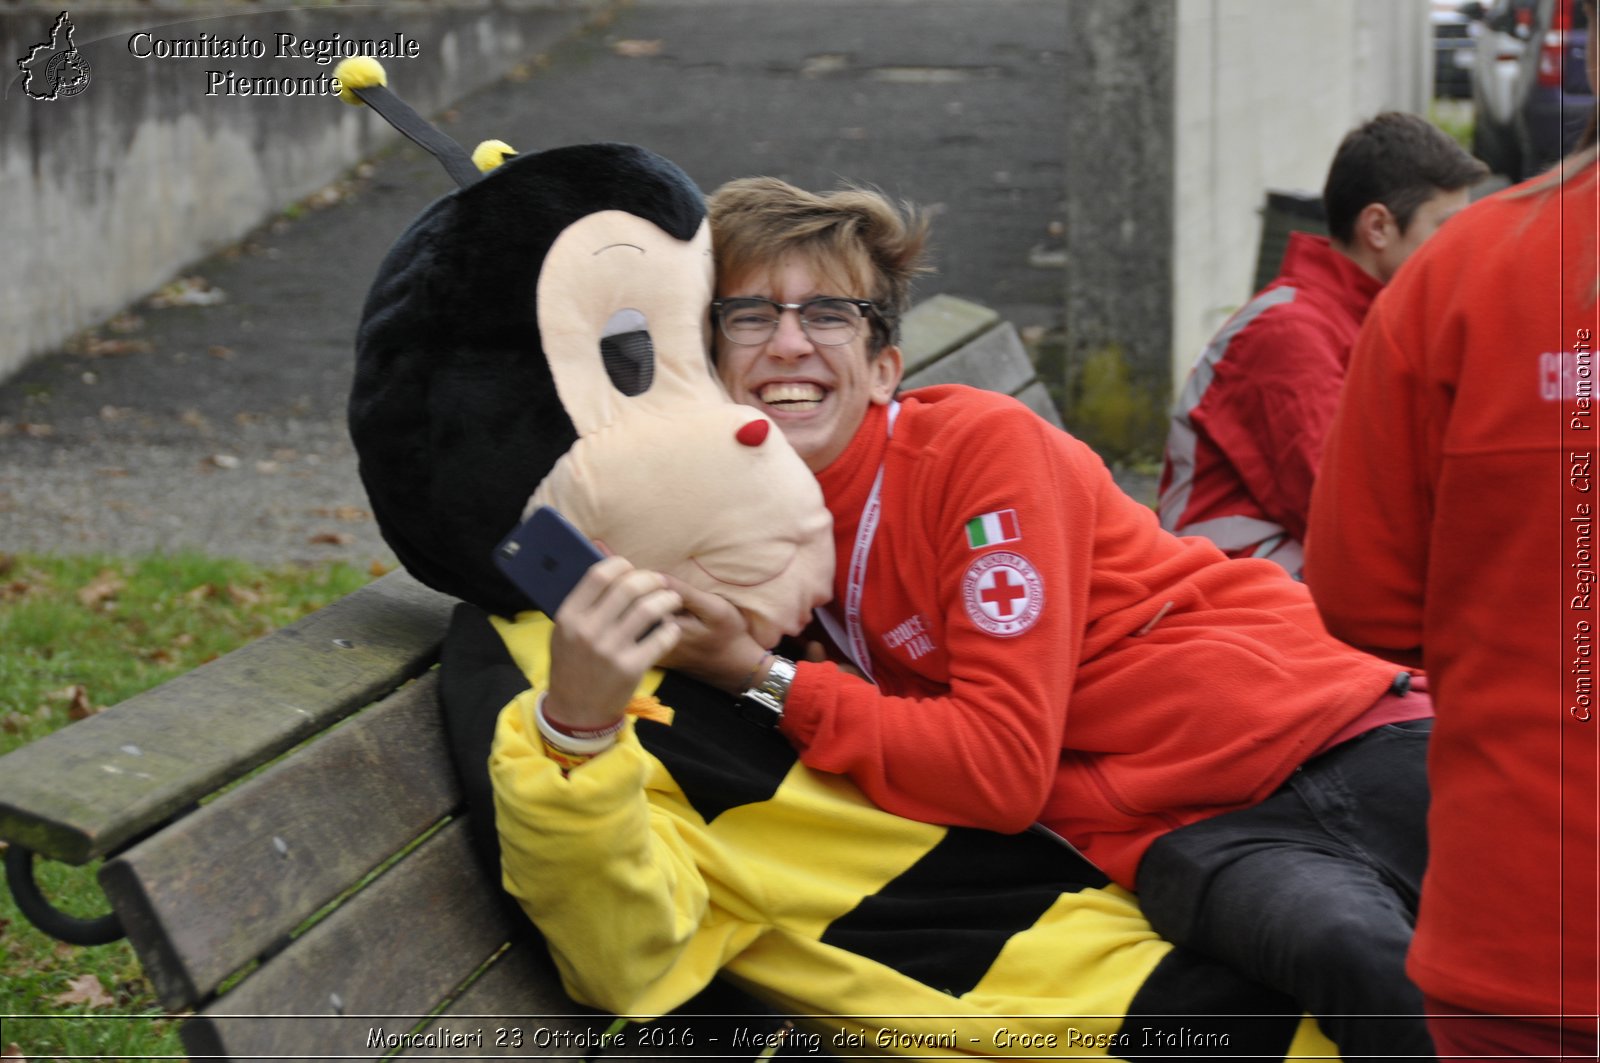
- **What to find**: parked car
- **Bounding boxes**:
[1433,0,1480,98]
[1467,0,1595,179]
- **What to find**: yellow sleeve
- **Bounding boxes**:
[489,687,760,1016]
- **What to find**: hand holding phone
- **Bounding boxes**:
[494,508,682,733]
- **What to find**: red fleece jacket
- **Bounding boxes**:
[1307,162,1600,1029]
[780,385,1397,887]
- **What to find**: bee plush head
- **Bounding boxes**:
[341,59,832,645]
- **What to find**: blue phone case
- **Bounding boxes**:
[492,505,605,616]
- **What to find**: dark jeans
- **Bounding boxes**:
[1136,719,1435,1062]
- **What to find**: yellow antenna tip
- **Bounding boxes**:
[334,56,387,105]
[472,139,519,173]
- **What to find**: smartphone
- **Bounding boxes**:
[493,505,605,617]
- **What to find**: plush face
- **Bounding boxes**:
[351,143,833,642]
[529,211,833,648]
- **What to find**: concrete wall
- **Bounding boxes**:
[1059,0,1177,460]
[1171,0,1430,388]
[0,1,604,381]
[1060,0,1430,460]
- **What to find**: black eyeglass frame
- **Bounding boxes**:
[711,296,892,349]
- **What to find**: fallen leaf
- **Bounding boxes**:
[77,571,126,609]
[48,684,97,721]
[309,531,355,547]
[145,648,176,665]
[147,276,226,309]
[207,345,235,360]
[107,313,143,333]
[255,460,280,475]
[180,409,210,430]
[54,973,115,1009]
[206,454,241,470]
[612,38,664,57]
[0,552,13,577]
[172,632,196,647]
[82,336,153,358]
[226,584,263,606]
[312,505,371,523]
[18,423,53,438]
[1,713,26,734]
[4,1041,26,1060]
[369,560,392,578]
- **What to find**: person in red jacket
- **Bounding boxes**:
[1306,5,1600,1053]
[666,177,1437,1058]
[1159,113,1485,579]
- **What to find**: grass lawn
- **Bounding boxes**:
[0,552,376,1059]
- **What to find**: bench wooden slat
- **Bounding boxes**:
[899,293,1002,376]
[901,320,1035,396]
[100,670,457,1009]
[399,941,604,1059]
[180,817,517,1061]
[0,570,454,864]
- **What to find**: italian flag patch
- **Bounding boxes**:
[965,509,1020,549]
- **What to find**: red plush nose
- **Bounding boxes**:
[736,419,770,447]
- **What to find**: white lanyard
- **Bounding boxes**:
[817,401,899,682]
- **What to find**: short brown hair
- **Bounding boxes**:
[708,177,931,350]
[1322,112,1488,243]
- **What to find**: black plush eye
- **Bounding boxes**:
[599,308,655,396]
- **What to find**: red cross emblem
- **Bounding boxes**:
[979,568,1029,618]
[961,551,1044,636]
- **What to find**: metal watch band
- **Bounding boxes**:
[739,654,795,727]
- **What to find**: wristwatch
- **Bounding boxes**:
[738,654,796,728]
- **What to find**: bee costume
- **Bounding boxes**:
[338,57,1340,1058]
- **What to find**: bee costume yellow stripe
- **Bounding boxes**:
[447,607,1338,1059]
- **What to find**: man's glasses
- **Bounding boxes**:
[712,297,880,347]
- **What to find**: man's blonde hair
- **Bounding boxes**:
[709,177,931,350]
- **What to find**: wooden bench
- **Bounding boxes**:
[0,298,1062,1061]
[900,294,1063,427]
